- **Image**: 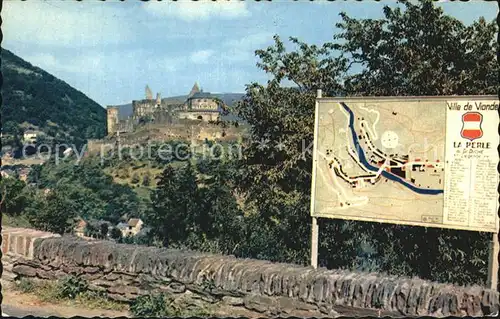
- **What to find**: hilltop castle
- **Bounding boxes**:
[106,83,223,135]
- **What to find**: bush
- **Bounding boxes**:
[56,275,88,299]
[130,293,176,317]
[76,290,126,311]
[15,277,35,293]
[110,227,123,241]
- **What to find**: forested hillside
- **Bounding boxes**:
[1,48,106,148]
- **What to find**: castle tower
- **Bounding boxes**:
[188,82,200,98]
[156,92,161,106]
[106,107,119,135]
[145,85,153,100]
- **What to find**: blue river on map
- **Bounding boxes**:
[340,102,444,195]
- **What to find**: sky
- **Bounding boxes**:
[2,0,498,107]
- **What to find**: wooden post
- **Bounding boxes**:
[311,217,319,269]
[487,232,499,291]
[310,89,322,269]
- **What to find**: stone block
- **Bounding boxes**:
[83,266,100,274]
[2,233,10,254]
[36,269,58,280]
[12,265,37,277]
[108,285,141,295]
[167,282,186,294]
[244,294,276,313]
[88,283,108,292]
[222,296,244,306]
[91,279,115,288]
[107,293,130,302]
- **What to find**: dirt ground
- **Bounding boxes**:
[1,280,268,318]
[1,285,129,318]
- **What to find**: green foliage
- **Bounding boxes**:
[0,178,31,216]
[200,278,216,293]
[1,48,106,149]
[146,163,198,247]
[335,0,497,96]
[84,223,99,238]
[130,293,176,317]
[15,278,35,293]
[109,227,123,241]
[100,223,109,238]
[145,157,245,253]
[25,187,77,235]
[130,293,212,317]
[55,275,89,299]
[122,234,135,244]
[13,277,126,311]
[30,156,143,224]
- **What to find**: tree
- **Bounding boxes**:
[194,157,245,254]
[110,227,123,242]
[335,0,498,96]
[0,178,30,216]
[84,223,99,238]
[25,188,77,235]
[145,163,199,248]
[31,156,143,224]
[100,223,109,239]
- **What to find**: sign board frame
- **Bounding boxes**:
[310,94,499,232]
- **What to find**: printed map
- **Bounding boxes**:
[311,97,499,232]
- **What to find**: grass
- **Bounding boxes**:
[130,293,215,317]
[13,277,127,312]
[14,277,215,316]
[103,161,163,188]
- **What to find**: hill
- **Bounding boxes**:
[1,48,106,148]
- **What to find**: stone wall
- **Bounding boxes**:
[1,227,61,281]
[2,227,499,317]
[106,107,119,135]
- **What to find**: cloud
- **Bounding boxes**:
[189,50,215,64]
[149,56,183,73]
[2,1,132,47]
[223,32,274,62]
[226,32,274,49]
[143,0,250,21]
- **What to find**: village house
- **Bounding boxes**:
[18,168,30,182]
[23,130,40,143]
[0,170,14,179]
[74,218,87,238]
[120,218,144,237]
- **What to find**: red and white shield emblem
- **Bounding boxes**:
[460,112,483,141]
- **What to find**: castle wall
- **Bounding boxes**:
[132,100,158,118]
[2,226,499,317]
[178,111,219,122]
[190,98,218,111]
[106,107,119,135]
